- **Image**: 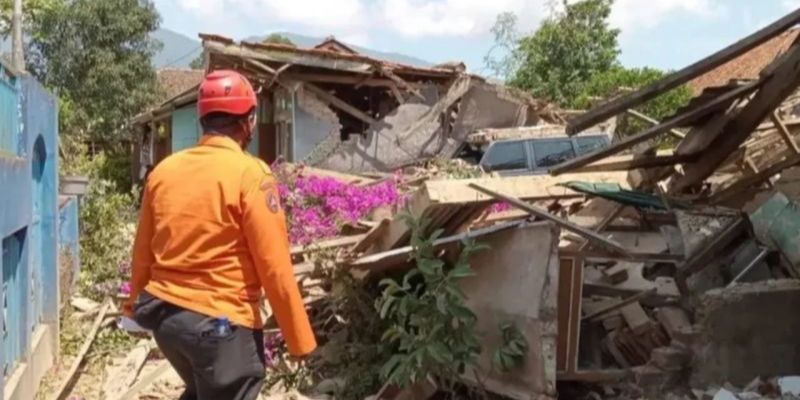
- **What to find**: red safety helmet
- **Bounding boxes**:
[197,70,257,118]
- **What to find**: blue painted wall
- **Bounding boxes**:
[0,65,60,390]
[58,197,80,288]
[171,104,259,155]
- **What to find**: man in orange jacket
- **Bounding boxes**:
[124,70,316,400]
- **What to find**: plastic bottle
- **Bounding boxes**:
[214,317,231,337]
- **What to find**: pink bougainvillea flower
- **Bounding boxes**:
[119,282,132,296]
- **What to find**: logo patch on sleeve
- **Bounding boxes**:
[260,181,281,214]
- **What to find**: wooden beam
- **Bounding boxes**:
[671,44,800,193]
[117,361,172,400]
[572,153,689,173]
[304,83,380,126]
[712,151,800,204]
[626,109,685,139]
[418,171,629,205]
[567,7,800,135]
[771,111,800,154]
[581,289,657,321]
[551,82,760,175]
[675,217,748,294]
[282,71,399,87]
[468,183,633,256]
[290,234,366,257]
[50,300,112,400]
[379,66,426,101]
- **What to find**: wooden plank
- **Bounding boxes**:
[50,300,112,400]
[468,183,633,256]
[117,361,172,400]
[572,152,689,173]
[102,340,153,399]
[281,72,399,87]
[348,220,524,272]
[581,289,657,322]
[551,82,760,175]
[671,44,800,193]
[675,217,748,294]
[290,234,366,256]
[304,83,380,125]
[421,172,629,205]
[557,369,629,383]
[351,219,391,254]
[712,151,800,203]
[626,109,685,139]
[771,111,800,154]
[204,39,374,74]
[379,66,426,101]
[567,8,800,134]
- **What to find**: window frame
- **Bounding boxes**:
[480,139,532,173]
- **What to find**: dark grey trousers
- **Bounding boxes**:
[133,291,266,400]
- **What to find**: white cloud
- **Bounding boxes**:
[231,0,369,31]
[784,0,800,10]
[170,0,725,44]
[610,0,723,32]
[376,0,545,38]
[176,0,224,17]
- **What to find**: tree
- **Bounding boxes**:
[483,12,521,80]
[575,66,693,140]
[262,33,295,46]
[26,0,161,147]
[189,52,205,69]
[0,0,61,38]
[509,0,620,107]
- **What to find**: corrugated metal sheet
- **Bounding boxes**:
[561,181,690,210]
[0,65,19,155]
[750,192,800,273]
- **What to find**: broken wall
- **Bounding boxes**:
[441,81,538,158]
[315,80,461,173]
[691,280,800,388]
[294,88,342,162]
[313,78,542,173]
[459,222,560,399]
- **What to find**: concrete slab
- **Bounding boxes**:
[459,222,560,399]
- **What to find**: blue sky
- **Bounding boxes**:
[154,0,800,75]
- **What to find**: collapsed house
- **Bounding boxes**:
[130,35,561,182]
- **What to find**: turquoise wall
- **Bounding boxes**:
[0,70,60,391]
[171,104,259,155]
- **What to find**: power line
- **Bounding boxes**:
[161,45,202,68]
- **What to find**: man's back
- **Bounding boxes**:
[130,135,315,359]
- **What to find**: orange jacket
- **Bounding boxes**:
[124,134,317,356]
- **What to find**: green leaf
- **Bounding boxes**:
[379,297,395,319]
[381,354,404,379]
[451,305,477,321]
[449,264,475,279]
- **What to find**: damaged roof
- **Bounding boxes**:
[155,68,203,104]
[688,28,800,95]
[199,33,458,79]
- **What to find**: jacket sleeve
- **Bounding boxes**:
[124,182,155,317]
[241,164,317,356]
